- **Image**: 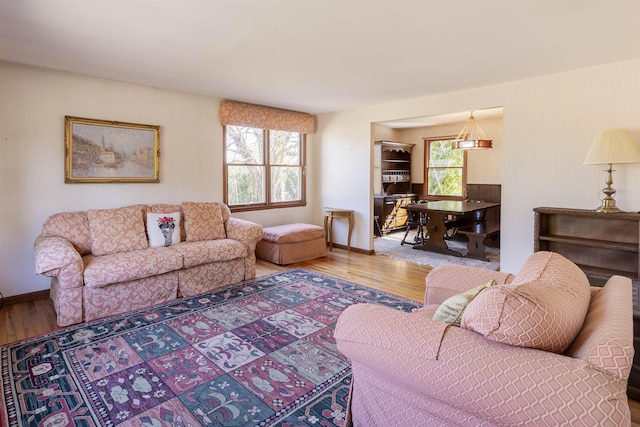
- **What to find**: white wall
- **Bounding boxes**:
[2,58,639,297]
[317,58,640,275]
[0,62,315,297]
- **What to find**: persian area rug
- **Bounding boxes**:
[375,231,500,270]
[0,269,420,427]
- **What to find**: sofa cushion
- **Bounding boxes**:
[169,239,247,268]
[182,202,226,242]
[147,212,181,247]
[432,279,495,327]
[461,251,591,353]
[87,205,149,256]
[41,211,92,256]
[83,246,183,288]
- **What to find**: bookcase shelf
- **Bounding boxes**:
[534,207,640,283]
[533,206,640,400]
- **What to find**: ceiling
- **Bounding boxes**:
[1,1,639,115]
[376,107,504,129]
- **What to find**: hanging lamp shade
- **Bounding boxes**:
[453,112,493,149]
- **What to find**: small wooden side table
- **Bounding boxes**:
[323,208,355,252]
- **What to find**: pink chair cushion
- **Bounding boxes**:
[461,251,591,353]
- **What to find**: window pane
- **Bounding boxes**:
[428,168,463,196]
[271,166,301,202]
[227,165,265,205]
[226,125,263,164]
[429,140,463,167]
[270,130,300,165]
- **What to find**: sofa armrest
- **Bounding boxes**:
[424,264,514,305]
[335,303,630,426]
[566,275,634,380]
[35,234,82,275]
[225,218,264,252]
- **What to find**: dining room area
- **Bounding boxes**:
[373,183,502,270]
[371,108,503,268]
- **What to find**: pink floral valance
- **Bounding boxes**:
[219,100,315,134]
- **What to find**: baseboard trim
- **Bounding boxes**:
[3,289,49,306]
[327,244,373,255]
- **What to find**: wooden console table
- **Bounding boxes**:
[323,208,355,252]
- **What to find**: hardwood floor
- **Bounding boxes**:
[1,247,638,425]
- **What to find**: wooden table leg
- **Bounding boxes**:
[324,214,333,251]
[465,234,488,260]
[347,212,353,252]
[411,211,462,257]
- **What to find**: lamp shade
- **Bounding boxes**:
[583,129,640,165]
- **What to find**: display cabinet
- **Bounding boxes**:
[374,141,414,196]
[373,141,415,235]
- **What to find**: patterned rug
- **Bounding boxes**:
[375,231,500,270]
[0,269,420,427]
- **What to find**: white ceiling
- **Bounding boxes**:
[1,1,639,115]
[376,107,504,128]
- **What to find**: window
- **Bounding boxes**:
[224,125,306,210]
[425,137,467,199]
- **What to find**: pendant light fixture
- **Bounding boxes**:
[453,112,493,149]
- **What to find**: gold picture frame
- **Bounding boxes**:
[65,116,160,183]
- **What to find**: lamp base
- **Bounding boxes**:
[594,205,623,213]
[593,165,624,213]
[594,191,623,213]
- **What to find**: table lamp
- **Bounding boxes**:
[583,129,640,213]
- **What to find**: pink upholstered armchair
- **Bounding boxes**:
[335,251,634,426]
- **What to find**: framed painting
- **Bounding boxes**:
[64,116,160,183]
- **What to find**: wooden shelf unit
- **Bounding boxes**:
[374,140,414,196]
[373,141,415,235]
[534,207,640,285]
[534,207,640,400]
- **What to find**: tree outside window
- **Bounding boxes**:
[425,138,466,199]
[225,125,305,210]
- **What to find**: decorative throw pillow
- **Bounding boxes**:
[461,251,591,354]
[181,202,226,242]
[433,279,496,326]
[147,212,181,247]
[87,205,149,256]
[150,204,185,241]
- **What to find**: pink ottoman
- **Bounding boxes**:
[256,223,326,265]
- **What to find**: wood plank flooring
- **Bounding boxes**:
[1,246,638,425]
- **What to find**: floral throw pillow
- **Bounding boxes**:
[147,212,181,247]
[181,202,226,242]
[87,205,149,256]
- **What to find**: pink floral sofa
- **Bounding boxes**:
[34,202,263,327]
[335,251,634,426]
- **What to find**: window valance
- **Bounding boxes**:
[219,100,315,134]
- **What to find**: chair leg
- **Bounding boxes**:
[400,223,414,245]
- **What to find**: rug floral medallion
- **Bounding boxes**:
[1,269,420,426]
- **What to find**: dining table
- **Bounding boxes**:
[404,200,500,257]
